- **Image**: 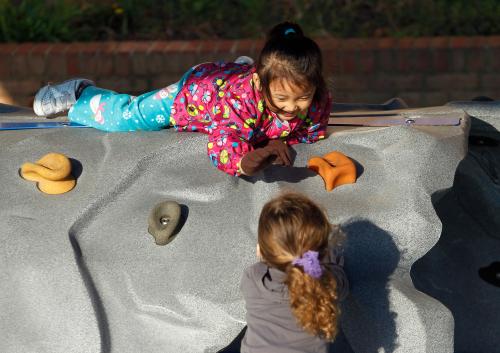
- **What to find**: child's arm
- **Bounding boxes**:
[207,127,292,176]
[286,93,332,145]
[207,130,290,176]
[207,132,251,176]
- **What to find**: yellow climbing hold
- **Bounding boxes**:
[20,153,76,195]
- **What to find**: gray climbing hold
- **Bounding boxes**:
[147,201,182,245]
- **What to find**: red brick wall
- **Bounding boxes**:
[1,36,500,108]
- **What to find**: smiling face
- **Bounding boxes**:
[253,73,315,121]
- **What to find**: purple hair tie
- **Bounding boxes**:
[292,250,323,279]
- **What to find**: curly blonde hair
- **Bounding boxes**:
[258,192,344,341]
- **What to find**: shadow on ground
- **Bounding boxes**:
[411,119,500,353]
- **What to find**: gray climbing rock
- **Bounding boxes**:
[148,201,182,245]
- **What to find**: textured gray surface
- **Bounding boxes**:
[447,100,500,138]
[0,105,470,353]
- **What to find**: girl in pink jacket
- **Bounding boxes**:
[33,22,332,176]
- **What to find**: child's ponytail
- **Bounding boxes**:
[267,21,304,40]
[258,192,343,341]
[286,260,340,340]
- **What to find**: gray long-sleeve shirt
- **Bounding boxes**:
[240,250,348,353]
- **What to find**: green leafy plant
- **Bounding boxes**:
[0,0,83,42]
[1,0,500,42]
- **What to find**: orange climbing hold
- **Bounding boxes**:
[20,153,76,194]
[307,151,357,191]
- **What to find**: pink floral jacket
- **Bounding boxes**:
[170,62,331,176]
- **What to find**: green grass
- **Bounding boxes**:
[1,0,500,42]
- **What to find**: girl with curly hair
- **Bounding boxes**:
[240,192,349,353]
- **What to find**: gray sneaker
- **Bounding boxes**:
[33,78,94,116]
[234,56,254,65]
